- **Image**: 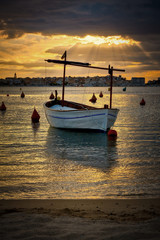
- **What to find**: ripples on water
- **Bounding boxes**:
[0,86,160,199]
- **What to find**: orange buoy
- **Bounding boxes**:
[140,98,145,105]
[89,93,97,103]
[108,129,117,137]
[21,91,25,98]
[49,92,54,99]
[99,91,103,98]
[0,102,6,111]
[31,108,40,123]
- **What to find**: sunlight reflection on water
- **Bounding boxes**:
[0,86,160,199]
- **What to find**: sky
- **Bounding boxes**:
[0,0,160,82]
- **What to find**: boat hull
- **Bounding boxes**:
[44,100,119,132]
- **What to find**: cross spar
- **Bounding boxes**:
[45,52,125,108]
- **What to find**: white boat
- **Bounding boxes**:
[44,51,125,132]
[44,99,119,132]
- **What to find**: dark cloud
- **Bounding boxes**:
[0,0,160,38]
[0,60,45,68]
[1,0,160,79]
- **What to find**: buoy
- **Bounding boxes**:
[0,102,6,111]
[21,91,25,98]
[108,129,117,137]
[7,94,9,97]
[99,91,103,98]
[140,98,145,105]
[123,87,126,91]
[49,92,54,99]
[89,93,97,103]
[31,108,40,123]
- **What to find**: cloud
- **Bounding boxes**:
[45,35,151,66]
[1,0,160,38]
[0,32,159,79]
[0,1,160,80]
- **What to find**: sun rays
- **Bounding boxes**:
[0,32,159,81]
[75,35,140,46]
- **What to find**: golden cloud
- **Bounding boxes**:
[0,33,159,81]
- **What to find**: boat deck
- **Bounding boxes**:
[50,105,76,111]
[45,99,98,110]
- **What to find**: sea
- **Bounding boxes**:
[0,86,160,199]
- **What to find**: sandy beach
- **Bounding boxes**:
[0,199,160,239]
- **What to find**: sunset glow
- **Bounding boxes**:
[76,35,140,46]
[0,0,159,83]
[0,32,159,81]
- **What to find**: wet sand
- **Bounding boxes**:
[0,199,160,240]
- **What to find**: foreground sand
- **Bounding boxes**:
[0,199,160,240]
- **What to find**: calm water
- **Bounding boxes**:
[0,86,160,199]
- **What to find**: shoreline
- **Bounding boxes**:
[1,199,160,240]
[1,198,160,221]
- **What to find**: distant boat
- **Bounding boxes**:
[44,51,125,132]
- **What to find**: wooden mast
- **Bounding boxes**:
[108,65,113,109]
[45,56,125,109]
[62,51,67,106]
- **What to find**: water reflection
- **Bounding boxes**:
[31,122,40,136]
[0,110,6,117]
[45,127,118,170]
